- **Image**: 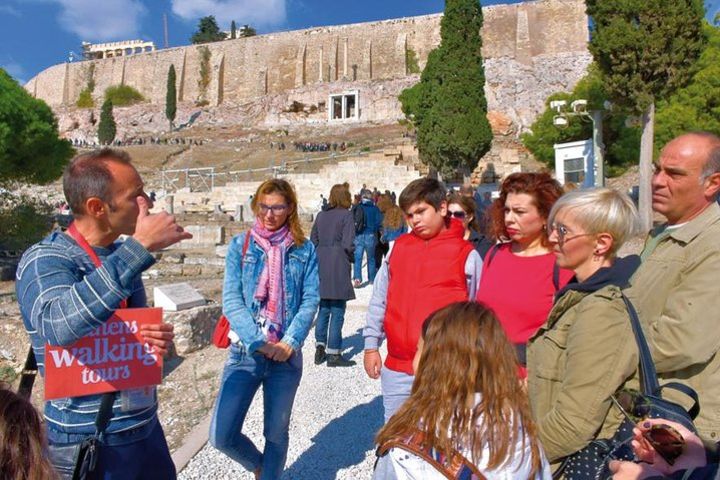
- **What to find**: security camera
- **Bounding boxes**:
[550,100,567,113]
[571,99,588,113]
[553,115,569,128]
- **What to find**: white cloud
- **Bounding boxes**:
[0,5,22,16]
[49,0,148,42]
[171,0,286,29]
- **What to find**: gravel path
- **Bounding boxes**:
[179,283,384,480]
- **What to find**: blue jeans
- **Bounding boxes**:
[314,299,347,354]
[49,418,175,480]
[380,366,414,423]
[353,232,378,283]
[210,347,303,480]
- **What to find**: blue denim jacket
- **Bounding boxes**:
[223,232,320,354]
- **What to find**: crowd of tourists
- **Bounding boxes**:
[3,131,720,480]
[291,141,348,153]
[69,136,205,148]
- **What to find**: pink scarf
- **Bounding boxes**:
[250,219,294,343]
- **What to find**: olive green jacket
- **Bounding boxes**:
[527,285,639,464]
[626,202,720,440]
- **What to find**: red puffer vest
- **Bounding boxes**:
[384,219,474,374]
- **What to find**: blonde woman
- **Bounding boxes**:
[527,188,642,472]
[210,179,319,480]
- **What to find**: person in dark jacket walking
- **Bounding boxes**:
[311,184,357,367]
[353,191,383,287]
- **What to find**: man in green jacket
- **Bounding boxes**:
[627,132,720,440]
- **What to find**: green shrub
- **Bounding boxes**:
[76,88,94,108]
[0,192,54,251]
[104,85,144,107]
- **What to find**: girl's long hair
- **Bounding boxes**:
[0,385,57,480]
[376,302,542,477]
[251,178,306,245]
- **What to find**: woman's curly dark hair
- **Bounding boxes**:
[487,172,564,247]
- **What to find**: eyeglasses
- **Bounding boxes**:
[448,211,467,219]
[258,204,288,215]
[547,222,593,245]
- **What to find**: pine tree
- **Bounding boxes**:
[98,99,116,145]
[587,0,705,229]
[166,65,177,130]
[191,16,226,44]
[0,68,73,184]
[230,20,237,39]
[399,0,492,177]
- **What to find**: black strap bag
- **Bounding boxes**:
[552,295,700,480]
[19,347,116,480]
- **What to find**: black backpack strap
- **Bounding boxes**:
[552,262,560,292]
[17,347,38,400]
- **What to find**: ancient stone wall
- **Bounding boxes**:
[26,0,589,117]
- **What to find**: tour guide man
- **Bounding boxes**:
[16,148,192,479]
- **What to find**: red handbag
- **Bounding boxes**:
[212,231,250,349]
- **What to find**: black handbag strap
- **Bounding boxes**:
[658,382,701,420]
[620,294,659,395]
[620,294,700,419]
[18,346,38,400]
[95,392,116,437]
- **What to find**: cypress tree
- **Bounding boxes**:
[586,0,705,229]
[166,64,177,130]
[399,0,492,177]
[230,20,237,39]
[98,99,116,145]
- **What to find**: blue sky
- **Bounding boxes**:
[1,0,719,85]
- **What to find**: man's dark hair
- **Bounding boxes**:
[63,148,132,215]
[399,178,447,212]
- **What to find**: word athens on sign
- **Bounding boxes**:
[44,308,163,400]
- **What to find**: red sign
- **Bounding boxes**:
[44,308,163,400]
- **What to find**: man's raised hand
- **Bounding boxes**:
[133,196,193,251]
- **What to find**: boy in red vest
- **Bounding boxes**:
[363,178,482,421]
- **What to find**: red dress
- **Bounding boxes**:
[476,243,573,375]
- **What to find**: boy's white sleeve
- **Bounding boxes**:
[363,252,390,350]
[465,250,482,299]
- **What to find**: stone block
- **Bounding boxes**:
[181,265,202,277]
[164,304,222,354]
[216,245,229,258]
[161,253,186,264]
[153,282,206,311]
[201,265,225,276]
[178,226,225,248]
[158,263,183,277]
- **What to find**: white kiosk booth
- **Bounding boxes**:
[554,139,595,187]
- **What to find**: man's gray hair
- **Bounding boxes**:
[691,131,720,182]
[63,148,132,215]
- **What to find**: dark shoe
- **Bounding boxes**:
[314,345,327,365]
[327,354,356,367]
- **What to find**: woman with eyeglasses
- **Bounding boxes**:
[447,193,494,258]
[527,188,642,471]
[475,173,573,376]
[210,178,319,480]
